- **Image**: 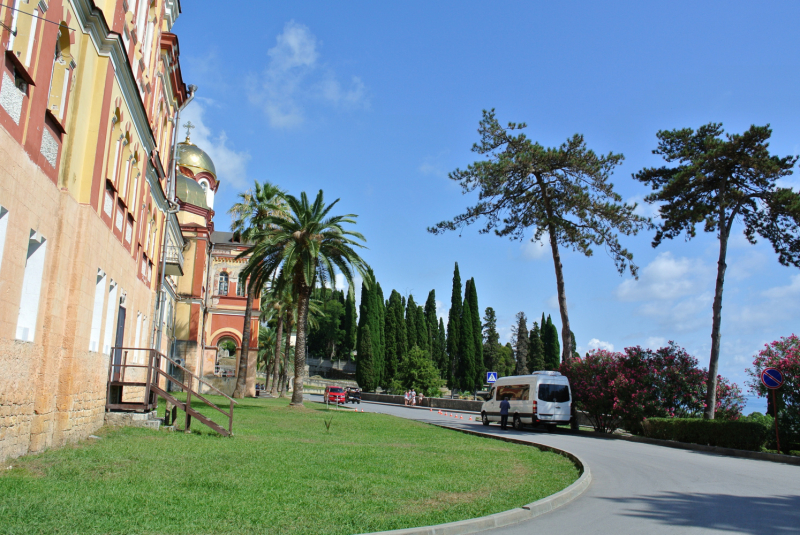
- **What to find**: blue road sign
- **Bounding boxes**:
[487,371,497,383]
[761,368,784,389]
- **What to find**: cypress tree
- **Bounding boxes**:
[384,290,404,384]
[343,285,358,357]
[482,307,500,373]
[356,277,376,389]
[513,312,529,375]
[405,295,418,349]
[457,282,476,392]
[376,283,386,386]
[416,305,429,353]
[542,314,560,370]
[424,290,437,350]
[437,319,447,374]
[446,262,462,388]
[356,328,375,391]
[528,321,545,372]
[467,278,483,387]
[570,331,580,360]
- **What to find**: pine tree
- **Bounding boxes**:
[528,321,545,372]
[446,263,463,388]
[513,312,529,375]
[457,281,476,392]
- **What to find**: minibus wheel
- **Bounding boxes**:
[513,414,523,431]
[481,412,490,426]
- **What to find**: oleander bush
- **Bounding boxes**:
[746,335,800,453]
[561,342,745,433]
[641,418,770,451]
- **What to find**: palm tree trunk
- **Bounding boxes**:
[704,204,730,420]
[269,314,284,395]
[290,289,310,406]
[279,314,293,398]
[233,287,256,398]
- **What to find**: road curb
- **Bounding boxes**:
[605,432,800,466]
[359,425,591,535]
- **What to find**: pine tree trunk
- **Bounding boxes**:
[269,314,284,395]
[290,289,310,406]
[705,204,730,420]
[279,313,293,398]
[547,223,573,363]
[233,287,256,398]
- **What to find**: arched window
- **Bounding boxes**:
[218,272,229,295]
[236,276,247,297]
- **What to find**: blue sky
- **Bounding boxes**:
[175,1,800,412]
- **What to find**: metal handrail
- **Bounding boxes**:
[106,347,237,435]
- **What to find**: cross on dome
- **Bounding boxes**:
[183,121,195,143]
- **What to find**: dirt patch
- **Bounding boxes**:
[400,489,491,515]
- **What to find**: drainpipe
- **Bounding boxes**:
[151,84,197,352]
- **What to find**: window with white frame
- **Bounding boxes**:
[102,280,118,354]
[218,272,229,295]
[89,268,106,352]
[15,230,47,342]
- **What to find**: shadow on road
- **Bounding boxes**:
[601,491,800,534]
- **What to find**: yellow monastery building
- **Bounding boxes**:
[0,0,257,461]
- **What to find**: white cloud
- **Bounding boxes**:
[587,338,614,351]
[249,21,368,128]
[627,194,662,221]
[435,299,447,323]
[545,294,559,310]
[181,100,250,189]
[616,252,711,302]
[521,237,550,260]
[646,336,666,349]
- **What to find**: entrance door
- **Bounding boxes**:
[112,305,126,382]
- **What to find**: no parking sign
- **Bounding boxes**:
[760,367,784,452]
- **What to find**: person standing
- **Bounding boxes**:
[404,390,410,406]
[411,389,417,406]
[500,396,511,430]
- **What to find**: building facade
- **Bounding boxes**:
[0,0,256,462]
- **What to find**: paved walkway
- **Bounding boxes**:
[310,395,800,534]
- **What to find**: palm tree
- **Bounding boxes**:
[228,181,286,399]
[240,190,370,406]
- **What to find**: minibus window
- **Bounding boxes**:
[496,385,530,401]
[538,384,570,402]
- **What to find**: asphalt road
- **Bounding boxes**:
[308,395,800,534]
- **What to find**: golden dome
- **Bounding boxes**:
[176,142,217,179]
[175,173,209,210]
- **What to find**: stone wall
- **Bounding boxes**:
[0,127,157,461]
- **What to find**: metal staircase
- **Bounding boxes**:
[105,347,237,436]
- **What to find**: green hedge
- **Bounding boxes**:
[641,418,770,451]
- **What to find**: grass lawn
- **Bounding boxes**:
[0,396,579,535]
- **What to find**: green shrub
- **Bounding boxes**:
[641,418,770,451]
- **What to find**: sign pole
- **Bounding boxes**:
[772,388,781,453]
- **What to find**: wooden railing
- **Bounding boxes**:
[105,347,237,436]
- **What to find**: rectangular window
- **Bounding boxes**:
[496,384,530,401]
[104,183,114,216]
[538,384,570,403]
[115,206,124,232]
[111,139,121,184]
[0,205,8,273]
[89,269,106,352]
[15,230,47,342]
[102,280,118,354]
[125,215,133,244]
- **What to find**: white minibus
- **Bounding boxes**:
[480,371,572,431]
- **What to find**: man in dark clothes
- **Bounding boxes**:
[500,396,511,430]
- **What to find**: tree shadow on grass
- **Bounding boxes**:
[600,492,800,534]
